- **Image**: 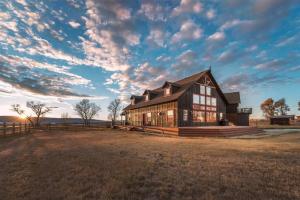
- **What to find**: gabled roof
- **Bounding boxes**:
[142,89,159,95]
[124,69,228,110]
[224,92,240,104]
[130,95,143,100]
[162,81,181,88]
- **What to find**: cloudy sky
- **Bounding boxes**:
[0,0,299,119]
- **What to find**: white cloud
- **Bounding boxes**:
[156,55,171,62]
[172,49,199,71]
[172,0,202,16]
[68,21,81,28]
[147,28,166,47]
[220,19,253,31]
[15,0,28,6]
[171,20,202,44]
[207,32,225,42]
[255,59,286,70]
[138,1,166,21]
[275,35,297,47]
[0,54,91,86]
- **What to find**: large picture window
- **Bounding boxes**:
[211,97,216,106]
[193,84,217,123]
[200,96,205,105]
[207,112,216,122]
[206,97,211,106]
[206,87,211,96]
[193,94,200,104]
[193,111,205,122]
[200,85,205,95]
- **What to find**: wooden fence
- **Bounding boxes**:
[0,121,121,137]
[0,122,32,137]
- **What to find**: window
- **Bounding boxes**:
[211,97,216,106]
[145,94,149,101]
[206,97,211,106]
[193,94,200,104]
[220,112,224,120]
[131,99,135,105]
[206,87,211,96]
[167,110,173,116]
[167,110,174,124]
[200,85,205,95]
[165,87,171,95]
[183,110,188,121]
[147,112,151,123]
[200,96,205,105]
[193,111,205,122]
[207,112,216,122]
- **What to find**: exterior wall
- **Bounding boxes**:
[177,76,226,127]
[226,103,238,113]
[227,113,250,126]
[126,101,178,127]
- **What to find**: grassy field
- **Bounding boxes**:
[0,129,299,200]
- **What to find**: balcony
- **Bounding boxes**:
[237,108,252,114]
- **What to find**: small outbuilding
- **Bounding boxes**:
[270,115,295,125]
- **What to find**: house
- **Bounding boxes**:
[123,69,252,128]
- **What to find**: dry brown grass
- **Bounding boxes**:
[0,129,299,200]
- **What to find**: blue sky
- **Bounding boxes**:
[0,0,299,119]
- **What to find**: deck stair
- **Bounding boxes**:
[178,126,263,137]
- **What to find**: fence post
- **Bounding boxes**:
[12,123,15,135]
[28,123,31,134]
[3,122,6,136]
[25,123,27,134]
[19,122,22,135]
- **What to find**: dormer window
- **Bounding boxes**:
[165,87,171,96]
[131,99,135,105]
[145,94,149,101]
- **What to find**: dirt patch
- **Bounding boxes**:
[0,129,299,200]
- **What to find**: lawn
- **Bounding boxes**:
[0,129,299,200]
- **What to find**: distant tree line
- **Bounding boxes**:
[11,98,122,127]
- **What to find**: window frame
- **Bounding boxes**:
[193,94,200,104]
[183,109,188,121]
[193,83,217,123]
[165,87,171,96]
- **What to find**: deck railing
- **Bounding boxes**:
[237,108,252,114]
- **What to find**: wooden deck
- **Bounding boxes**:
[117,126,263,137]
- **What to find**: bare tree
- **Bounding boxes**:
[11,104,34,126]
[61,112,70,125]
[260,98,275,119]
[74,99,101,126]
[107,99,121,126]
[11,101,53,126]
[274,98,290,116]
